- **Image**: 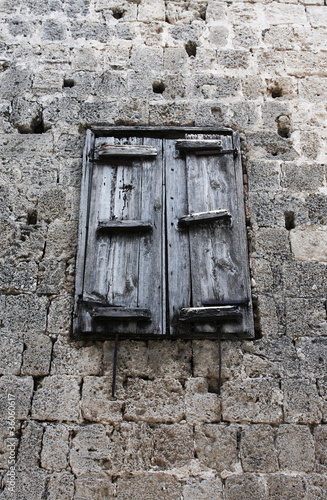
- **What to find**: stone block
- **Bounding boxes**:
[298,77,327,101]
[250,258,276,295]
[307,194,327,225]
[37,188,67,223]
[124,379,184,423]
[163,48,187,72]
[246,131,298,161]
[276,424,315,472]
[70,22,112,42]
[47,294,74,335]
[81,376,124,423]
[256,295,282,339]
[192,75,240,99]
[262,101,292,130]
[103,340,149,378]
[285,298,327,338]
[182,478,223,500]
[240,424,278,472]
[217,50,250,69]
[266,474,306,499]
[41,424,70,471]
[149,102,195,126]
[307,6,327,27]
[317,378,327,422]
[3,469,47,500]
[304,474,327,500]
[0,375,33,420]
[247,160,281,192]
[234,26,260,48]
[252,228,291,258]
[224,473,266,500]
[281,162,325,192]
[194,424,239,473]
[16,421,43,471]
[45,220,78,260]
[116,473,182,500]
[243,337,300,379]
[300,131,321,160]
[21,332,52,376]
[282,378,322,424]
[10,98,43,134]
[0,331,23,375]
[138,0,165,22]
[265,2,306,24]
[0,259,38,294]
[169,24,202,42]
[51,337,102,375]
[208,25,229,47]
[147,340,192,379]
[222,378,283,424]
[129,46,163,72]
[75,472,115,500]
[185,378,221,425]
[72,47,97,72]
[241,76,265,100]
[70,424,110,475]
[116,22,135,41]
[283,262,327,298]
[32,375,81,422]
[192,340,243,381]
[296,337,327,378]
[47,472,75,500]
[314,425,327,472]
[285,51,327,77]
[42,20,66,40]
[94,71,127,98]
[151,423,194,469]
[0,68,32,100]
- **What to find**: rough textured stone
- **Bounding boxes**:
[51,337,102,375]
[276,424,315,472]
[74,472,115,500]
[21,332,52,376]
[32,376,81,422]
[41,424,70,471]
[240,424,278,472]
[0,331,23,375]
[314,426,327,473]
[0,375,33,420]
[224,473,266,500]
[282,378,322,424]
[47,471,75,500]
[266,474,306,499]
[115,473,182,500]
[290,226,327,262]
[81,376,124,423]
[285,298,327,338]
[185,378,221,424]
[182,478,223,500]
[16,421,43,471]
[194,424,239,473]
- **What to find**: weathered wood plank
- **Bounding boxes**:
[178,209,231,227]
[165,138,192,335]
[96,144,157,158]
[176,139,222,151]
[90,306,151,320]
[97,220,152,232]
[179,306,242,322]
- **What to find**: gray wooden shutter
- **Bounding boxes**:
[166,132,254,338]
[74,133,164,337]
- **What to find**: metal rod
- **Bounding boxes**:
[218,334,222,396]
[111,334,119,399]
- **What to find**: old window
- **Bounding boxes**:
[73,127,254,340]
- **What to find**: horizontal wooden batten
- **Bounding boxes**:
[90,306,152,321]
[97,220,153,233]
[96,144,157,158]
[178,210,231,228]
[179,306,242,322]
[176,139,223,152]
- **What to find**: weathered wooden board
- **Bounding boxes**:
[96,144,157,158]
[178,209,231,227]
[176,139,223,151]
[97,220,152,232]
[179,306,242,321]
[90,306,151,320]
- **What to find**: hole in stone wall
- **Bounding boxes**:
[63,78,75,88]
[200,5,207,20]
[27,209,37,225]
[17,111,46,134]
[277,115,291,139]
[112,8,124,19]
[152,81,165,94]
[285,211,295,230]
[185,40,197,57]
[269,84,283,99]
[207,378,220,394]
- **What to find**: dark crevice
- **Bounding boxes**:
[185,40,197,57]
[27,209,37,225]
[152,81,165,94]
[112,8,124,19]
[285,211,295,230]
[63,78,75,88]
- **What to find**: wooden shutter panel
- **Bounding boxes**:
[74,133,164,337]
[166,132,254,338]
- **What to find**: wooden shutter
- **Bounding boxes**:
[74,132,164,337]
[166,132,254,338]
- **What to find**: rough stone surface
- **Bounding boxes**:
[1,0,327,497]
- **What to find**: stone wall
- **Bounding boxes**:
[0,0,327,498]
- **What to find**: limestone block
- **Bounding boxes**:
[266,77,298,99]
[256,295,282,339]
[72,47,97,72]
[296,337,327,378]
[94,71,127,98]
[71,22,112,42]
[266,474,306,499]
[304,474,327,500]
[16,421,43,471]
[3,469,47,500]
[241,76,265,100]
[217,50,250,69]
[314,426,327,473]
[0,133,55,158]
[21,332,52,377]
[37,188,67,223]
[151,424,194,469]
[224,473,266,500]
[75,472,115,500]
[123,379,184,423]
[41,424,70,471]
[42,20,66,41]
[169,24,202,42]
[115,473,182,500]
[263,25,295,50]
[252,228,291,258]
[285,51,327,77]
[10,98,43,134]
[283,262,327,298]
[192,75,240,99]
[194,424,239,473]
[281,163,325,192]
[307,194,327,224]
[229,102,260,130]
[243,338,300,379]
[147,340,192,379]
[182,478,223,500]
[250,258,275,294]
[47,472,75,500]
[149,101,195,126]
[317,378,327,422]
[185,378,221,424]
[206,1,228,22]
[138,0,165,22]
[246,131,298,160]
[234,26,260,48]
[81,377,124,423]
[37,259,66,295]
[247,160,281,192]
[0,375,33,420]
[298,77,327,101]
[45,220,77,260]
[282,378,322,424]
[0,68,32,100]
[32,375,81,422]
[51,338,102,376]
[116,22,135,41]
[285,298,327,338]
[163,48,187,72]
[222,378,283,424]
[209,26,229,47]
[193,341,243,385]
[240,424,278,472]
[0,331,23,375]
[276,424,315,472]
[265,2,306,24]
[129,46,163,72]
[103,340,149,378]
[47,294,74,335]
[79,101,118,127]
[262,101,291,129]
[70,424,110,475]
[0,259,38,293]
[307,6,327,27]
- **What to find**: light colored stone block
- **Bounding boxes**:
[290,226,327,262]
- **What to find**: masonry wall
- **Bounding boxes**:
[0,0,327,498]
